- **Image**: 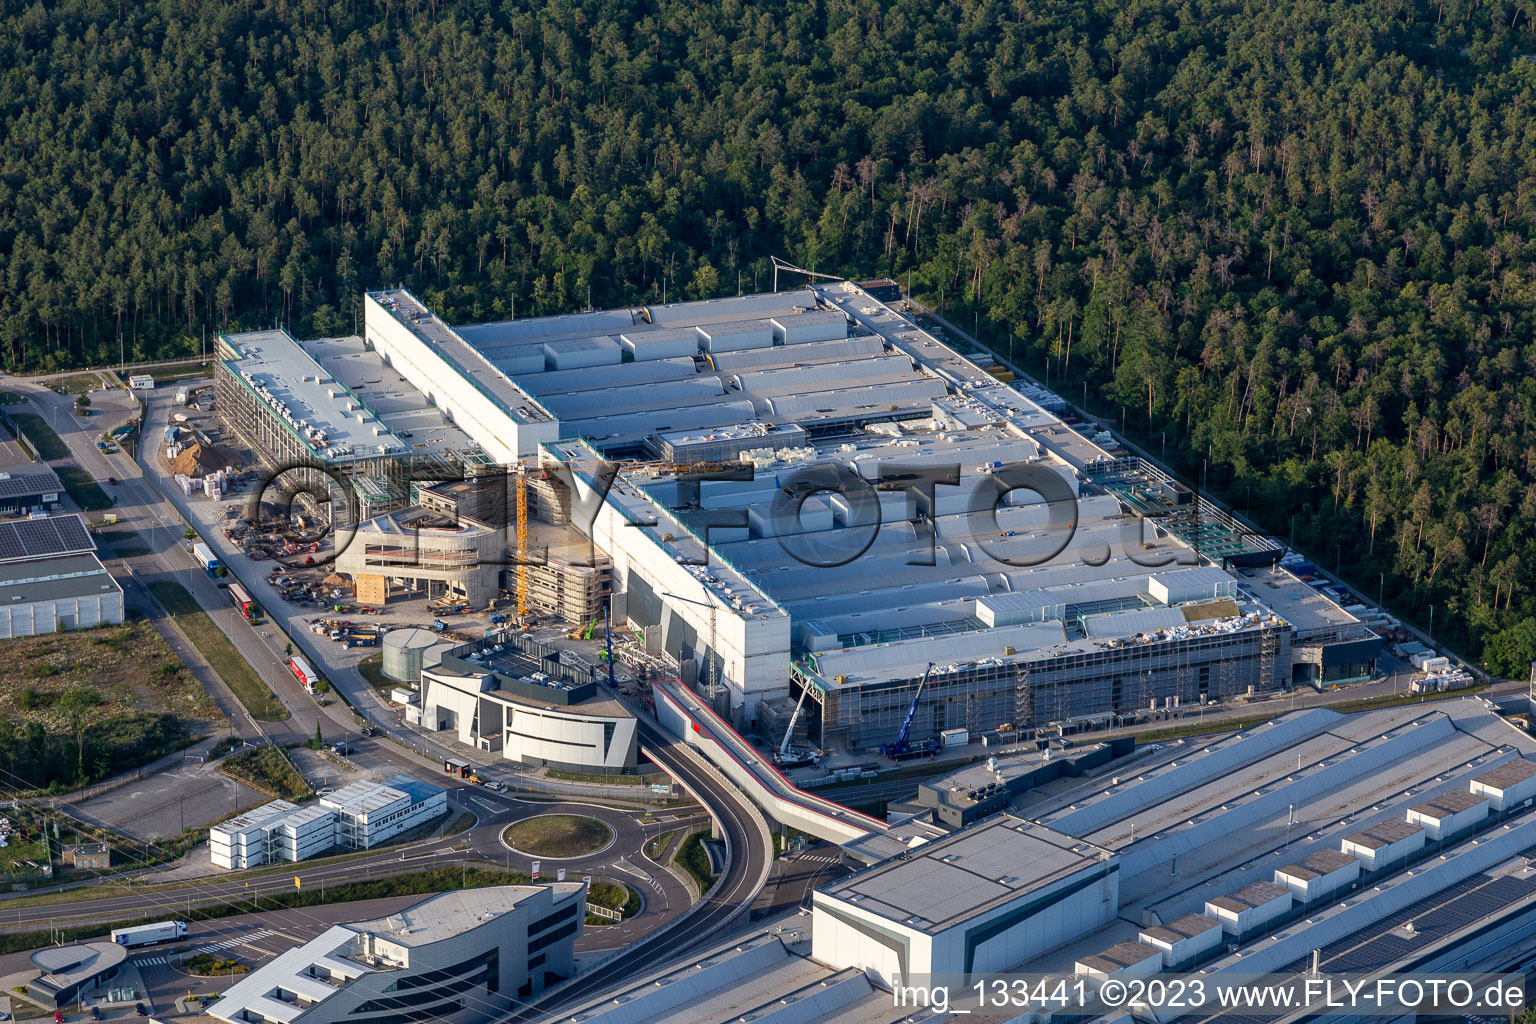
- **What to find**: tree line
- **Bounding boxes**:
[3,0,1536,668]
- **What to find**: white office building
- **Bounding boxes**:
[210,800,303,870]
[322,775,447,849]
[208,884,586,1024]
[269,804,340,863]
[812,814,1117,988]
[210,777,445,869]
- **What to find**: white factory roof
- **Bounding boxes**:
[655,420,802,448]
[280,803,336,829]
[1473,757,1536,790]
[211,800,300,836]
[369,289,555,424]
[304,334,485,461]
[1081,606,1189,638]
[321,778,410,816]
[1000,700,1536,986]
[222,329,412,460]
[350,884,583,946]
[559,924,948,1024]
[707,334,885,371]
[1005,702,1536,943]
[370,280,1372,691]
[818,814,1112,930]
[809,621,1069,687]
[209,885,583,1024]
[521,357,696,395]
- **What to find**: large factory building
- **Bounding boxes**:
[215,277,1380,748]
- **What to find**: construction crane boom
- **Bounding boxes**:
[777,682,812,759]
[881,662,936,759]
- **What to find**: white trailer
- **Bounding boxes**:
[192,542,220,575]
[111,920,188,947]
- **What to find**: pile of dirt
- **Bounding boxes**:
[169,442,238,477]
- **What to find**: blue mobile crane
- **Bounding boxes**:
[880,662,939,761]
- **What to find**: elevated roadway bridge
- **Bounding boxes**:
[652,678,888,845]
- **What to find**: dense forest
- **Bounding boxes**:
[4,0,1536,670]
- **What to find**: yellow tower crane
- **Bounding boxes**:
[515,465,529,619]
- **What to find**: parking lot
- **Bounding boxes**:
[70,753,266,842]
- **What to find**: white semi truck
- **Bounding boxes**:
[110,920,188,947]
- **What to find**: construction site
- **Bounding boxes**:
[201,276,1392,764]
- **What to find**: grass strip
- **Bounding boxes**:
[150,581,287,722]
[57,464,112,511]
[8,411,68,459]
[675,830,717,895]
[222,746,312,800]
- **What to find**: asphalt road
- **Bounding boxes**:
[2,373,784,1009]
[0,791,704,955]
[511,721,774,1020]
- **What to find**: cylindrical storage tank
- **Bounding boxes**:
[424,642,458,673]
[383,627,441,682]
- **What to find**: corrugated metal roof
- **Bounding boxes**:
[1409,790,1487,817]
[1472,757,1536,790]
[1082,606,1188,638]
[764,377,947,417]
[520,357,696,396]
[708,334,884,371]
[811,621,1068,685]
[730,355,915,396]
[539,376,725,417]
[1078,941,1162,971]
[1347,819,1424,849]
[562,399,757,441]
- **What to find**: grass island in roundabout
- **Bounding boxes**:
[503,814,616,858]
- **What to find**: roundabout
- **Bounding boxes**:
[502,813,616,859]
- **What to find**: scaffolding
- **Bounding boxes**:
[524,551,612,623]
[214,355,409,526]
[802,618,1292,750]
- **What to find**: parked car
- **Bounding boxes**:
[484,781,505,792]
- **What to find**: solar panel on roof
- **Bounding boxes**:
[0,515,94,562]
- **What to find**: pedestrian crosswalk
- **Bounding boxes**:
[134,955,167,966]
[195,927,273,954]
[796,854,840,863]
